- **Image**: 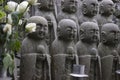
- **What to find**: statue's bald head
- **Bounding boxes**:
[27,16,48,40]
[57,19,77,41]
[101,23,119,32]
[99,0,114,16]
[81,0,98,17]
[100,0,114,6]
[61,0,78,13]
[101,23,120,45]
[28,16,48,26]
[82,0,98,4]
[58,19,76,29]
[80,22,99,31]
[80,22,99,43]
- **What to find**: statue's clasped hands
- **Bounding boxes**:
[66,47,76,60]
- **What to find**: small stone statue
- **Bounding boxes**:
[35,0,57,43]
[96,0,115,30]
[113,2,120,28]
[57,0,78,22]
[57,0,79,41]
[20,16,51,80]
[51,19,77,80]
[76,22,101,80]
[78,0,99,25]
[98,23,120,80]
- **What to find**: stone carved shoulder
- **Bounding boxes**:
[21,37,35,55]
[78,15,87,25]
[51,39,64,55]
[98,43,109,57]
[57,13,65,22]
[76,41,88,56]
[117,44,120,55]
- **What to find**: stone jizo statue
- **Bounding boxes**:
[51,19,77,80]
[57,0,79,22]
[76,22,101,80]
[20,16,51,80]
[35,0,57,43]
[98,23,120,80]
[79,0,99,25]
[96,0,115,30]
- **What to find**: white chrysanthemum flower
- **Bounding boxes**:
[25,23,36,32]
[7,1,18,12]
[3,24,12,35]
[7,14,13,24]
[16,5,20,12]
[27,0,38,5]
[18,1,29,13]
[18,19,22,25]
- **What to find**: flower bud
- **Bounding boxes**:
[7,14,13,24]
[17,1,29,13]
[3,24,12,35]
[7,1,18,12]
[25,23,36,32]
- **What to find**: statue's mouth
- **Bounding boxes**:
[38,32,45,37]
[90,10,97,16]
[114,39,119,43]
[92,36,98,41]
[68,35,75,40]
[70,6,77,12]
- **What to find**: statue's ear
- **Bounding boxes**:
[79,29,84,39]
[101,31,106,43]
[99,5,104,14]
[82,3,87,14]
[61,0,64,6]
[61,0,65,10]
[57,27,60,37]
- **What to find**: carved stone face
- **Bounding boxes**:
[101,23,120,46]
[27,16,48,40]
[58,19,77,41]
[38,0,54,11]
[62,0,78,13]
[35,23,48,39]
[80,22,100,43]
[82,0,98,17]
[114,3,120,18]
[100,0,114,16]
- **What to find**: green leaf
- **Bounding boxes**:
[0,6,3,10]
[11,13,19,25]
[9,39,21,52]
[0,0,3,4]
[0,10,6,20]
[3,53,15,75]
[3,53,12,69]
[11,12,21,26]
[8,60,15,75]
[14,39,21,51]
[4,5,10,13]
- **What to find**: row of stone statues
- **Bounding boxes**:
[19,0,120,80]
[1,0,120,80]
[28,0,120,41]
[20,15,120,80]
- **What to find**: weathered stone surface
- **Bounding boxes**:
[51,19,77,80]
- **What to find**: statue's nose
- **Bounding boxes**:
[40,27,44,32]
